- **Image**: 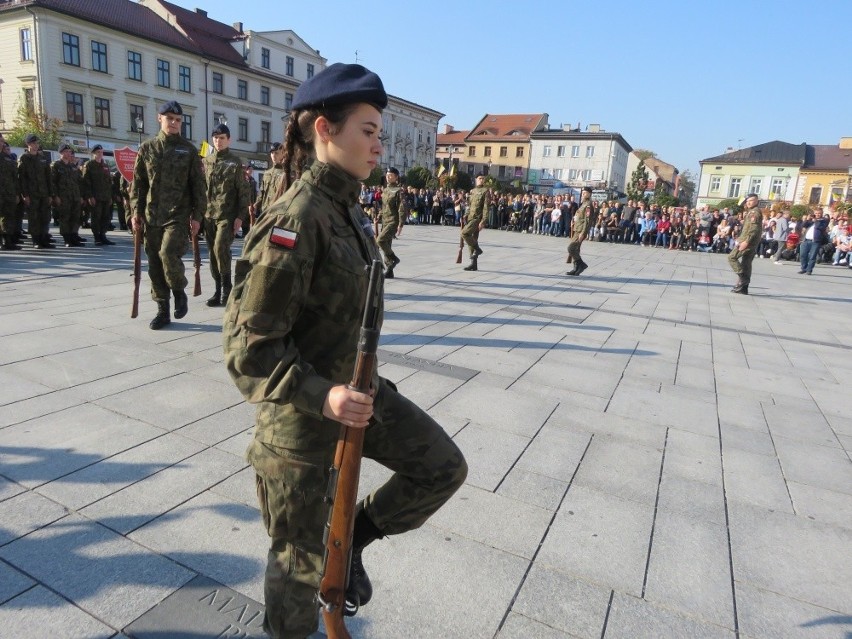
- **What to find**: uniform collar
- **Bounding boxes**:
[303,160,361,207]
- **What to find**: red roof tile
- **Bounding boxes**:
[466,114,548,142]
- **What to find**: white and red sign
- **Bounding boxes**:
[114,146,138,183]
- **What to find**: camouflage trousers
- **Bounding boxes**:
[203,217,235,283]
[461,218,481,257]
[144,223,189,302]
[90,199,112,237]
[27,196,51,238]
[56,200,81,237]
[728,245,756,284]
[377,221,399,264]
[250,379,467,639]
[0,195,15,233]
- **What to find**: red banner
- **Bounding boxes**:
[114,146,138,183]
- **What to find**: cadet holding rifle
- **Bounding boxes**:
[223,64,467,639]
[129,101,206,330]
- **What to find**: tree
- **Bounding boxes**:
[715,198,742,213]
[626,159,649,202]
[454,171,473,191]
[405,166,432,189]
[5,92,63,150]
[677,169,697,205]
[633,149,657,162]
[655,193,679,208]
[363,166,383,187]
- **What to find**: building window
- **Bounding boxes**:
[749,177,762,196]
[128,51,142,81]
[261,47,270,69]
[468,147,476,157]
[499,146,508,157]
[484,146,491,157]
[157,59,170,87]
[498,165,505,178]
[260,85,270,106]
[557,145,565,157]
[179,65,191,92]
[710,176,721,192]
[238,117,248,141]
[94,97,110,128]
[181,114,192,140]
[571,145,580,158]
[808,186,822,205]
[237,79,248,100]
[553,168,562,180]
[585,146,595,158]
[285,92,293,111]
[728,177,742,198]
[23,88,34,114]
[581,169,591,180]
[62,32,80,66]
[307,63,314,78]
[130,105,144,132]
[91,41,107,73]
[543,146,551,157]
[20,28,32,61]
[516,147,524,158]
[770,178,784,197]
[261,121,270,144]
[213,112,224,125]
[285,56,294,76]
[66,92,84,123]
[212,72,223,94]
[569,169,578,180]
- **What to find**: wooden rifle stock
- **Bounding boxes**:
[456,215,465,263]
[192,232,202,297]
[318,259,384,639]
[130,224,142,318]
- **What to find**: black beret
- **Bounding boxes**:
[269,142,283,152]
[291,63,387,111]
[58,143,72,152]
[211,124,230,137]
[24,133,39,144]
[746,193,759,199]
[386,167,399,176]
[91,144,103,152]
[158,100,183,115]
[582,186,593,193]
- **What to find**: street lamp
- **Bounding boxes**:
[134,115,144,146]
[84,121,92,151]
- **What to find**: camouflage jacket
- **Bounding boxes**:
[202,147,249,222]
[572,200,592,237]
[380,185,402,226]
[129,130,206,227]
[81,158,112,201]
[50,160,82,201]
[223,160,385,449]
[737,208,762,249]
[466,186,488,224]
[255,163,285,215]
[0,153,18,199]
[18,151,51,198]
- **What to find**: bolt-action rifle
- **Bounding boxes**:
[130,222,142,318]
[318,259,384,639]
[192,232,202,297]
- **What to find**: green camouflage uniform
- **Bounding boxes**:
[255,163,285,220]
[50,159,83,239]
[377,184,402,265]
[112,171,129,229]
[81,157,114,238]
[462,185,487,256]
[223,160,466,639]
[18,150,52,243]
[202,148,249,285]
[0,152,18,235]
[129,130,206,302]
[567,199,591,263]
[728,207,762,285]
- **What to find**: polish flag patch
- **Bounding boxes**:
[269,227,299,250]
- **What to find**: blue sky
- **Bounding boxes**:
[169,0,852,178]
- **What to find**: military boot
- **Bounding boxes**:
[344,503,383,617]
[173,289,189,319]
[149,301,171,330]
[463,255,478,271]
[731,278,748,295]
[221,274,233,306]
[206,278,222,307]
[574,260,588,276]
[100,234,115,246]
[474,246,483,256]
[1,234,22,251]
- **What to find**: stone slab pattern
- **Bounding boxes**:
[1,226,851,638]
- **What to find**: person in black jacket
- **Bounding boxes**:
[798,208,830,274]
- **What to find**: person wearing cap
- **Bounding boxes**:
[82,144,115,246]
[461,173,488,271]
[222,63,467,638]
[18,134,55,248]
[566,187,593,275]
[728,193,762,293]
[252,141,285,222]
[201,123,250,307]
[0,134,21,250]
[49,144,85,247]
[377,166,404,277]
[129,100,207,329]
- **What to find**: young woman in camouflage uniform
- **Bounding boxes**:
[223,63,467,639]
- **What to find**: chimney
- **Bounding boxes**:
[588,124,601,133]
[725,147,734,154]
[562,124,572,132]
[840,137,852,149]
[233,21,243,32]
[443,124,454,134]
[195,8,207,17]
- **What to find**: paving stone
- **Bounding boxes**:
[546,403,667,449]
[497,468,568,512]
[496,612,578,639]
[0,514,194,628]
[175,402,256,446]
[773,436,852,494]
[453,421,530,491]
[607,380,719,437]
[736,581,850,639]
[572,435,662,506]
[0,561,35,604]
[605,592,734,638]
[0,324,117,366]
[518,355,623,399]
[0,367,54,406]
[393,369,468,412]
[0,476,25,502]
[0,585,116,639]
[0,491,70,544]
[720,421,775,456]
[662,428,723,487]
[209,466,258,510]
[787,481,852,530]
[722,447,793,512]
[657,473,727,527]
[762,403,842,449]
[513,426,591,484]
[717,396,768,433]
[214,428,254,458]
[510,563,610,638]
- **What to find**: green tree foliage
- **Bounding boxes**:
[626,159,648,202]
[405,166,432,189]
[790,204,809,220]
[715,198,742,213]
[633,149,657,161]
[678,170,697,205]
[5,94,63,149]
[363,166,383,187]
[654,193,679,208]
[454,171,473,191]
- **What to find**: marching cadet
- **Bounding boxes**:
[50,144,85,247]
[0,137,21,250]
[567,186,593,276]
[82,144,115,245]
[129,100,207,330]
[18,133,54,248]
[461,173,488,271]
[202,123,250,307]
[377,166,403,277]
[251,141,285,222]
[728,193,762,294]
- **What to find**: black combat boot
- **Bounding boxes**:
[206,277,222,307]
[731,278,748,295]
[221,274,232,306]
[149,301,171,330]
[73,233,87,243]
[573,260,588,276]
[173,289,188,319]
[463,255,478,271]
[344,503,384,617]
[94,234,106,246]
[474,246,483,256]
[1,234,22,251]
